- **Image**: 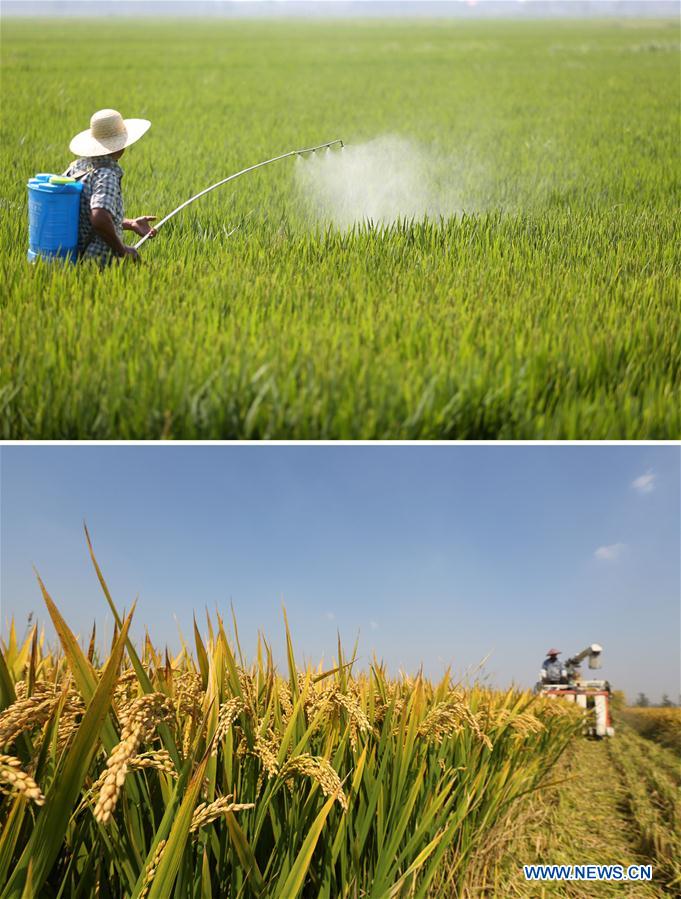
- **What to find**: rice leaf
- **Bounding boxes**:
[1,607,134,899]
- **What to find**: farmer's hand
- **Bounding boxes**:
[125,216,157,238]
[121,246,141,263]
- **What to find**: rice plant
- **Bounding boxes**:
[0,539,581,898]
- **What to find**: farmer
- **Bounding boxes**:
[541,649,566,685]
[64,109,157,265]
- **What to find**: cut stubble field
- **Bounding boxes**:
[1,18,679,438]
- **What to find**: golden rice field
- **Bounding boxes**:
[619,707,681,755]
[0,540,582,898]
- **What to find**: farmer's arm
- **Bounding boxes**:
[91,208,138,260]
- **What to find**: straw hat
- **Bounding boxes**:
[69,109,151,157]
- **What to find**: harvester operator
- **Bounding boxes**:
[541,648,566,685]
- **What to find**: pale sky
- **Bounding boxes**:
[4,1,678,17]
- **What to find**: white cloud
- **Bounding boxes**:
[594,543,626,561]
[370,620,379,631]
[325,611,335,621]
[632,470,656,494]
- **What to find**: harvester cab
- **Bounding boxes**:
[537,644,614,737]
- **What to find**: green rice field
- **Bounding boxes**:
[1,17,679,439]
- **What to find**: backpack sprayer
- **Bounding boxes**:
[26,174,85,262]
[27,139,343,263]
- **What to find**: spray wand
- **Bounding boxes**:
[134,139,344,251]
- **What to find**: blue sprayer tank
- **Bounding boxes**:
[27,173,84,263]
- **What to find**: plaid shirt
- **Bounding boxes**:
[64,156,124,266]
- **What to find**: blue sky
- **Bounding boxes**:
[1,445,678,701]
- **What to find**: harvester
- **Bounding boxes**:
[537,644,614,737]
